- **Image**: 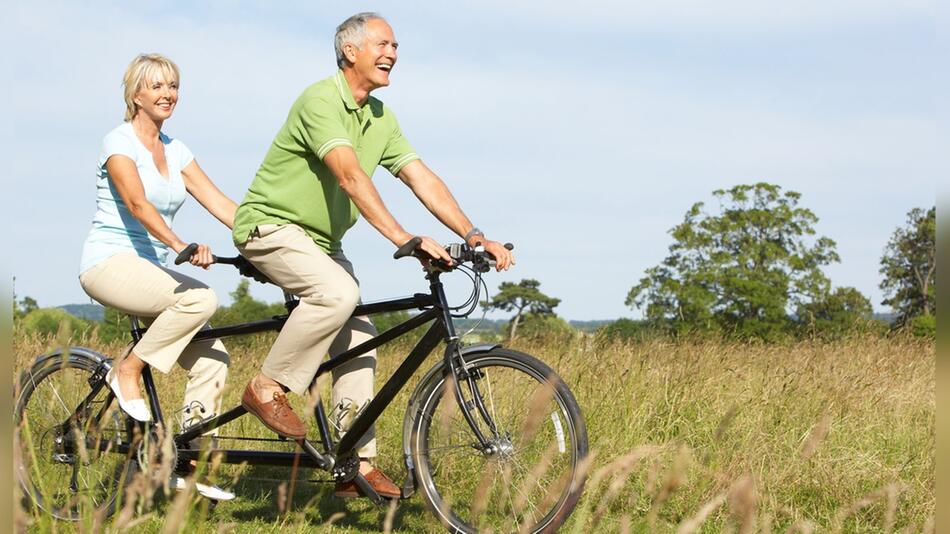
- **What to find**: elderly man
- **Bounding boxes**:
[231,12,513,498]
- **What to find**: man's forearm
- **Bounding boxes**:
[339,172,412,246]
[401,164,475,239]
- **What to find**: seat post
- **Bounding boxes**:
[129,315,143,342]
[283,291,298,312]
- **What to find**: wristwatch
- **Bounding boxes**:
[464,227,484,244]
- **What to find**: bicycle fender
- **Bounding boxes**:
[26,346,111,371]
[17,346,112,394]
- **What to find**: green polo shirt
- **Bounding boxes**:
[232,70,420,253]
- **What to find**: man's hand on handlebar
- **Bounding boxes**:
[414,236,454,267]
[477,239,515,271]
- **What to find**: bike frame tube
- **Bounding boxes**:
[333,319,446,456]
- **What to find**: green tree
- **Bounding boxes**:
[627,183,840,341]
[14,295,39,320]
[483,279,561,342]
[372,310,412,333]
[212,280,285,326]
[795,286,878,338]
[879,206,935,324]
[97,307,132,344]
[503,313,574,341]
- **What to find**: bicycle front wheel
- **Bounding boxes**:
[15,350,137,520]
[408,348,588,534]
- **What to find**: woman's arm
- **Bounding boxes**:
[107,155,190,252]
[106,155,214,267]
[181,159,237,229]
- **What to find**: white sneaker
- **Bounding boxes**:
[169,474,236,501]
[106,367,151,422]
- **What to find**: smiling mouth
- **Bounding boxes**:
[376,63,392,72]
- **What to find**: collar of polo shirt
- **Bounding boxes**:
[334,70,360,112]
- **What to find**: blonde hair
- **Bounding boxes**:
[122,53,180,122]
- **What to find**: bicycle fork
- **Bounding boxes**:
[444,341,504,453]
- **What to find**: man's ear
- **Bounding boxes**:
[344,43,358,64]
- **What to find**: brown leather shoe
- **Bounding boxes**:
[335,467,401,500]
[241,382,307,439]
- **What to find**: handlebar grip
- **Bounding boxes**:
[175,243,199,265]
[393,236,423,259]
[175,243,219,265]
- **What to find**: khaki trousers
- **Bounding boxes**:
[237,223,378,457]
[79,253,230,431]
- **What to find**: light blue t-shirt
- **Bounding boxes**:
[79,122,194,274]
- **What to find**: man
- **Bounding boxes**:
[231,12,514,499]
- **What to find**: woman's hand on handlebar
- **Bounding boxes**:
[174,242,215,269]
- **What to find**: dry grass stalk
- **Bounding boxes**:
[647,447,691,528]
[676,490,727,534]
[517,379,557,445]
[832,482,904,532]
[276,481,288,514]
[800,412,832,460]
[590,446,661,527]
[714,404,739,442]
[883,482,900,533]
[619,514,631,534]
[783,519,816,534]
[321,511,346,527]
[469,453,501,523]
[215,522,237,534]
[728,475,758,534]
[513,442,558,515]
[382,497,399,533]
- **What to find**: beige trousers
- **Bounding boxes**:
[237,223,378,457]
[79,253,230,430]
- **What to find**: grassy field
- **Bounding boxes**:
[13,327,934,533]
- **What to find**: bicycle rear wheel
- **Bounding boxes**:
[15,350,137,520]
[408,348,588,533]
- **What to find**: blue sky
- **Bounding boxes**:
[7,1,942,320]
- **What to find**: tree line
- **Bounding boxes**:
[13,182,935,343]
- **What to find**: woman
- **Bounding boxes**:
[78,54,236,500]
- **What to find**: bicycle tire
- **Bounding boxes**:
[407,348,588,533]
[14,349,138,520]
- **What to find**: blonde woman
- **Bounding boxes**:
[78,54,236,500]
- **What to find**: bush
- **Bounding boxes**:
[908,314,935,338]
[21,308,93,339]
[506,313,574,341]
[596,318,657,342]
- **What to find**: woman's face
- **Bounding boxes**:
[134,77,178,122]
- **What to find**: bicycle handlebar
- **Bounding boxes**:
[175,238,513,282]
[393,237,514,273]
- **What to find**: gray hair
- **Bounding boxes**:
[335,12,386,68]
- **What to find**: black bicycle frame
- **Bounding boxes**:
[96,270,505,473]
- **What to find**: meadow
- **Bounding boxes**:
[13,327,934,533]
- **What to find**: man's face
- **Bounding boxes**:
[347,19,398,90]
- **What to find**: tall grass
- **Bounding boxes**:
[12,324,934,532]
